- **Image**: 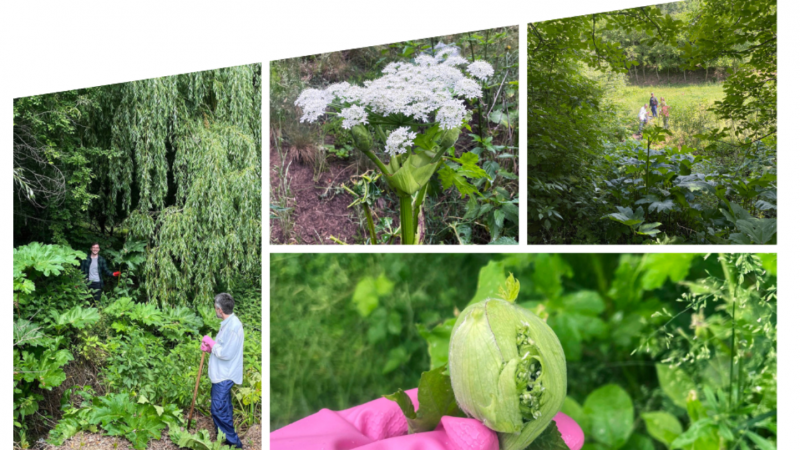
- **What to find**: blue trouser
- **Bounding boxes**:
[211,380,242,447]
[651,105,658,117]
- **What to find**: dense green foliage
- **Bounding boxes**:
[14,65,262,303]
[12,66,262,448]
[270,28,519,245]
[13,242,262,448]
[270,253,776,450]
[527,0,777,244]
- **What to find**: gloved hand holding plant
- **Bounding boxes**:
[295,48,495,245]
[271,275,583,450]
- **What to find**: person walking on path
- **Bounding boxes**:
[660,97,670,130]
[650,92,658,117]
[201,293,245,448]
[79,242,119,303]
[649,93,659,118]
[638,104,649,134]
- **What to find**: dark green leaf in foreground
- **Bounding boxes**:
[524,421,570,450]
[384,366,464,434]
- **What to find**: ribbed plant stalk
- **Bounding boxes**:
[413,182,429,236]
[362,203,377,245]
[399,195,416,245]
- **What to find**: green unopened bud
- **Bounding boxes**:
[437,128,461,151]
[351,125,374,152]
[449,298,567,450]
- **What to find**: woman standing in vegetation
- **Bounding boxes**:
[638,104,649,134]
[660,98,670,129]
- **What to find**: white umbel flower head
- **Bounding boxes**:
[385,127,417,157]
[436,99,468,130]
[295,88,333,123]
[453,78,482,99]
[338,105,368,129]
[294,56,494,131]
[467,60,495,81]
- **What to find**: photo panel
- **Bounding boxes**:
[270,27,520,245]
[270,253,777,449]
[12,65,263,449]
[526,1,777,245]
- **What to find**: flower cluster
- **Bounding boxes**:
[385,127,417,157]
[295,49,494,131]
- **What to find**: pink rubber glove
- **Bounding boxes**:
[270,388,584,450]
[201,335,215,353]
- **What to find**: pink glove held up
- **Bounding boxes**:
[270,388,584,450]
[201,335,215,353]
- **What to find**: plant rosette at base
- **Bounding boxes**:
[295,48,494,244]
[449,297,567,450]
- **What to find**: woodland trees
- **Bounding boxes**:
[13,64,262,304]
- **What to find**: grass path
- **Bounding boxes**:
[612,82,725,117]
[610,82,728,147]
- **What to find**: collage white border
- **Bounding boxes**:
[2,0,797,448]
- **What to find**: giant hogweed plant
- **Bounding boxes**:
[295,49,495,244]
[600,126,776,244]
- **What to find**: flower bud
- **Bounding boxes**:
[351,124,374,152]
[437,128,461,151]
[449,298,567,450]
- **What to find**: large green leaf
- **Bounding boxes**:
[13,242,85,279]
[417,318,455,370]
[352,274,395,317]
[641,254,697,290]
[559,396,589,431]
[53,306,100,331]
[583,384,634,450]
[656,364,695,409]
[641,411,683,446]
[603,206,644,227]
[384,366,464,434]
[620,433,656,450]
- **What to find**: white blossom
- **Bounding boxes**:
[454,78,482,99]
[385,127,417,156]
[442,55,469,66]
[467,60,494,81]
[295,55,494,131]
[338,105,368,129]
[294,88,333,123]
[436,99,468,130]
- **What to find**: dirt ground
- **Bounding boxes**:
[37,415,261,450]
[269,145,387,245]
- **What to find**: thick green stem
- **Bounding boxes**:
[413,182,429,236]
[399,195,416,245]
[362,203,377,245]
[360,149,390,174]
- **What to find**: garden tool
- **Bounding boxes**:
[187,351,206,431]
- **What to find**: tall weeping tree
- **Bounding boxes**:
[14,65,262,305]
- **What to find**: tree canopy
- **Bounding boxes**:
[13,64,262,305]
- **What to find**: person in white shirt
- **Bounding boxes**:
[201,293,245,448]
[638,105,649,134]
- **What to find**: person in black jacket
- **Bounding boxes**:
[79,242,119,303]
[649,93,659,118]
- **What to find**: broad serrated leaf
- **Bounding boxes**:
[385,366,464,434]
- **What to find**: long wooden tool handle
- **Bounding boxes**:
[187,351,206,430]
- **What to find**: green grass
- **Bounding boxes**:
[610,82,727,148]
[612,82,725,118]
